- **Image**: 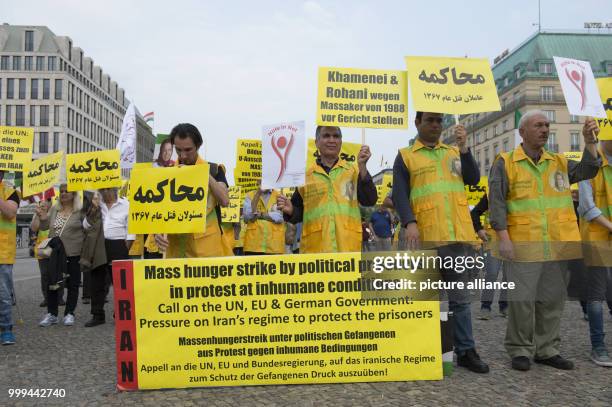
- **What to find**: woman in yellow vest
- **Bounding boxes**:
[243,188,285,255]
[0,170,19,345]
[277,126,377,254]
[577,140,612,367]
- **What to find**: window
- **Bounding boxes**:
[475,132,480,144]
[35,56,44,71]
[493,143,499,156]
[53,132,59,152]
[43,79,50,99]
[570,132,580,151]
[12,56,21,70]
[6,78,14,99]
[40,105,49,126]
[24,56,32,70]
[39,132,48,153]
[18,79,25,99]
[543,110,556,122]
[502,97,507,108]
[15,105,25,126]
[30,105,36,126]
[504,77,509,87]
[607,63,612,75]
[503,120,508,131]
[515,69,521,80]
[5,105,12,125]
[54,79,62,99]
[540,86,553,101]
[513,91,520,101]
[31,79,38,99]
[25,30,34,51]
[539,62,553,74]
[570,114,580,123]
[48,56,57,71]
[546,132,558,152]
[0,56,9,70]
[503,138,509,152]
[484,128,488,140]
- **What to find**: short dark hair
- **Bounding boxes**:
[415,111,424,120]
[170,123,203,149]
[315,125,342,141]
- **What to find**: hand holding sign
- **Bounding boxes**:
[276,194,293,216]
[357,145,371,175]
[454,124,468,153]
[582,118,600,144]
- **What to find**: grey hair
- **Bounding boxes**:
[518,110,548,130]
[315,126,342,141]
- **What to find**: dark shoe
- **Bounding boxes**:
[534,355,574,370]
[39,300,47,307]
[84,318,105,328]
[58,299,66,306]
[511,356,530,371]
[457,349,490,373]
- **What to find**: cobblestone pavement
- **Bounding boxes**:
[1,256,611,407]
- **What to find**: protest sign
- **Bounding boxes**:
[221,186,242,223]
[465,176,487,206]
[307,139,361,169]
[112,252,442,390]
[22,151,63,197]
[66,149,122,191]
[235,139,262,180]
[553,57,606,119]
[405,57,501,114]
[128,164,209,234]
[596,77,612,140]
[262,121,306,189]
[317,68,408,129]
[0,126,34,171]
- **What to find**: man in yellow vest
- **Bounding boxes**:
[577,138,612,367]
[155,123,229,258]
[392,111,489,374]
[0,170,19,345]
[277,126,377,253]
[489,110,600,371]
[243,187,284,255]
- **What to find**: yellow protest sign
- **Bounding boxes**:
[317,68,408,129]
[128,164,210,234]
[405,56,501,114]
[66,149,122,191]
[563,152,583,161]
[307,139,361,169]
[0,126,34,171]
[465,176,488,206]
[22,151,63,197]
[235,139,262,177]
[112,253,442,390]
[596,78,612,140]
[221,186,242,223]
[376,173,393,205]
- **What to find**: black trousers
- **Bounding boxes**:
[47,256,80,316]
[90,239,128,321]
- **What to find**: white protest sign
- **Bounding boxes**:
[261,121,306,189]
[553,56,606,118]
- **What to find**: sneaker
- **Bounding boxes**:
[534,355,574,370]
[477,308,491,320]
[84,318,105,328]
[457,349,490,373]
[499,308,507,318]
[63,314,75,326]
[39,313,58,327]
[511,356,530,371]
[591,348,612,367]
[1,331,15,345]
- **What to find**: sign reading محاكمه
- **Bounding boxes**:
[317,67,408,129]
[66,149,122,191]
[405,56,501,115]
[0,126,34,171]
[22,151,64,197]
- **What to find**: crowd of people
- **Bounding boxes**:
[0,110,610,374]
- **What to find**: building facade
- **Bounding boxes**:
[441,31,612,175]
[0,23,154,171]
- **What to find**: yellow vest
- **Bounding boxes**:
[167,157,225,258]
[221,223,235,256]
[243,190,285,254]
[0,183,17,264]
[498,146,581,262]
[144,234,160,254]
[128,235,144,257]
[399,139,477,247]
[236,219,246,248]
[35,229,50,261]
[580,149,612,267]
[299,160,362,254]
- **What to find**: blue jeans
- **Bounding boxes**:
[586,266,611,350]
[0,264,14,332]
[480,251,508,311]
[587,301,606,350]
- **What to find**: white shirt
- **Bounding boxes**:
[83,197,135,241]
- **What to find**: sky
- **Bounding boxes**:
[2,0,610,181]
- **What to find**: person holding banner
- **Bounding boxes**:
[577,138,612,367]
[0,171,18,345]
[154,123,229,258]
[392,111,488,374]
[277,126,377,253]
[243,187,285,255]
[34,184,85,327]
[489,111,600,371]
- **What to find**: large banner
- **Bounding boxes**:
[307,139,361,169]
[112,253,442,390]
[597,77,612,141]
[22,151,63,197]
[405,57,501,114]
[317,68,408,129]
[0,126,34,171]
[66,149,122,191]
[129,164,210,234]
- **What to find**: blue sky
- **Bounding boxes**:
[2,0,610,179]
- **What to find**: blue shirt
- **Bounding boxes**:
[370,210,392,238]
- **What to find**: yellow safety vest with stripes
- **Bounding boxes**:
[0,183,17,264]
[243,190,285,254]
[299,160,362,254]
